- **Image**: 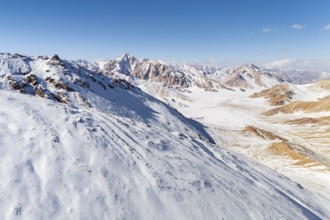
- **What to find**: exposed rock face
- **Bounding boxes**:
[102,54,194,89]
[250,83,295,105]
[47,54,66,67]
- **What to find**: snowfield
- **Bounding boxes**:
[1,88,330,219]
[0,53,330,219]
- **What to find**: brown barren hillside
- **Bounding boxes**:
[264,96,330,115]
[267,142,318,167]
[308,80,330,90]
[285,116,330,125]
[250,83,294,106]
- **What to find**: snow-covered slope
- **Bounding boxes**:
[221,64,281,91]
[1,52,330,219]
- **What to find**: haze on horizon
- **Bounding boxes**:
[0,0,329,70]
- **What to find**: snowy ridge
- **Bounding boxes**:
[97,54,281,93]
[0,52,329,219]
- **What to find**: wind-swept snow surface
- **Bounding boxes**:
[0,53,329,219]
[0,91,329,219]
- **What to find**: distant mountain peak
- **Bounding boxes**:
[115,53,136,62]
[246,64,259,69]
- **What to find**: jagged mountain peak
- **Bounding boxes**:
[50,54,61,61]
[115,52,137,63]
[246,63,260,69]
[233,64,262,74]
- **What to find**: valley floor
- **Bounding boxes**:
[175,88,330,196]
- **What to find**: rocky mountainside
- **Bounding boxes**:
[100,53,221,91]
[78,54,281,92]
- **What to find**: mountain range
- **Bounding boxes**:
[0,52,329,219]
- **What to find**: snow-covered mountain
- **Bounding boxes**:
[1,52,330,219]
[264,67,330,84]
[100,53,222,91]
[219,64,281,90]
[90,54,281,93]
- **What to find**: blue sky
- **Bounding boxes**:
[0,0,329,67]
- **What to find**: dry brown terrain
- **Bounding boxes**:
[267,142,318,166]
[264,95,330,115]
[308,80,330,90]
[243,125,282,140]
[250,83,294,106]
[285,116,330,125]
[242,125,330,168]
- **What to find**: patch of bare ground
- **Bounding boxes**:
[243,126,330,169]
[284,116,330,125]
[308,80,330,90]
[77,94,91,108]
[267,142,321,167]
[264,96,330,115]
[250,83,294,106]
[243,125,284,140]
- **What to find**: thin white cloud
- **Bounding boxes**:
[262,58,330,71]
[323,24,330,30]
[262,27,274,33]
[291,24,303,30]
[263,59,297,68]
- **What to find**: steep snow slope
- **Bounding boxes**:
[1,87,330,220]
[1,53,330,219]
